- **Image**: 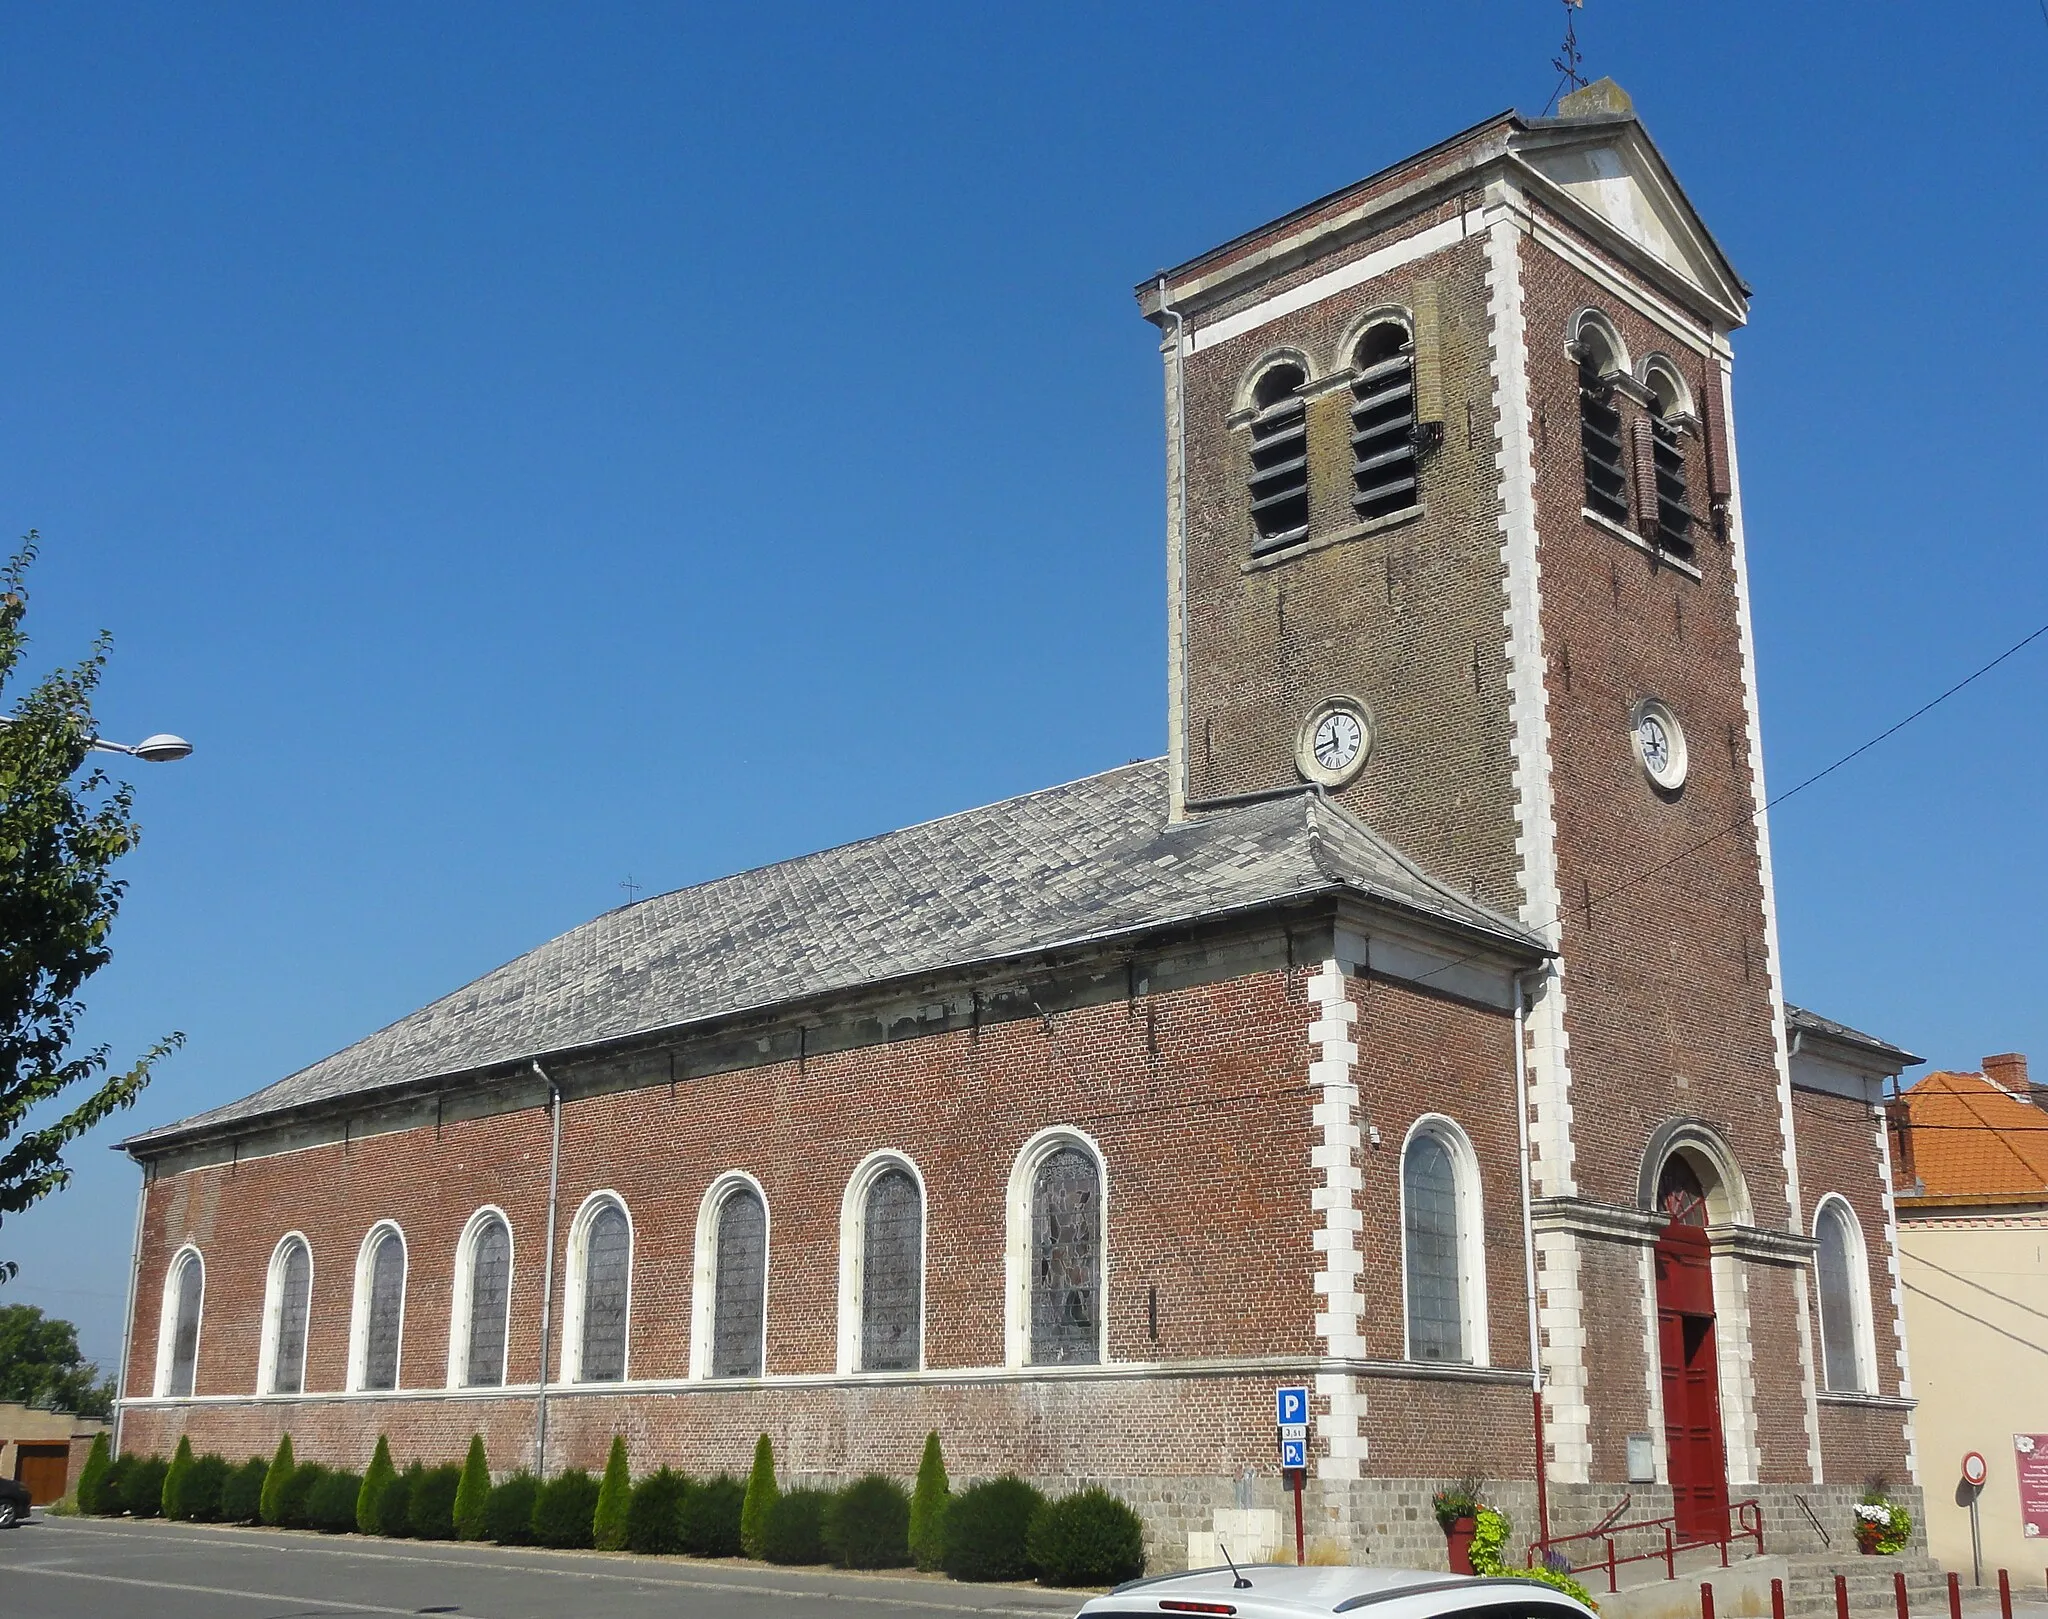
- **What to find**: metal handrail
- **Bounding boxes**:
[1792,1493,1831,1549]
[1529,1499,1765,1594]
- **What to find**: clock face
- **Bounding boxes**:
[1313,710,1364,771]
[1632,698,1687,790]
[1638,715,1670,775]
[1295,697,1372,787]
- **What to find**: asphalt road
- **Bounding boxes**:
[0,1513,1090,1619]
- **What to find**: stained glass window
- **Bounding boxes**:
[272,1239,311,1394]
[465,1217,511,1388]
[166,1252,203,1397]
[1029,1147,1100,1365]
[361,1230,405,1391]
[1816,1202,1867,1393]
[579,1203,630,1382]
[860,1169,921,1372]
[1403,1133,1465,1363]
[712,1187,766,1378]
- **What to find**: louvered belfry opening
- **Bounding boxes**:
[1246,363,1309,548]
[1350,324,1419,521]
[1579,350,1630,525]
[1648,384,1696,560]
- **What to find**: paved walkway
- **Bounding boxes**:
[0,1513,1088,1619]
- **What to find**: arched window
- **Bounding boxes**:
[860,1168,923,1372]
[1350,323,1418,521]
[1575,320,1629,526]
[156,1248,204,1397]
[451,1211,513,1389]
[351,1225,407,1392]
[261,1235,312,1395]
[1247,362,1310,549]
[1815,1197,1873,1394]
[577,1201,631,1382]
[1030,1146,1102,1366]
[1643,364,1695,561]
[710,1184,767,1378]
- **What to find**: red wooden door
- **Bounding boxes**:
[13,1442,70,1505]
[1655,1220,1728,1544]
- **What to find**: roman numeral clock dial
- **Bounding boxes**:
[1295,697,1373,788]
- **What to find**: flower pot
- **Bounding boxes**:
[1445,1516,1477,1575]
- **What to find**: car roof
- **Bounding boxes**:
[1077,1566,1595,1619]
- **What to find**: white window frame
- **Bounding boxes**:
[152,1244,206,1398]
[256,1232,312,1396]
[1398,1115,1491,1367]
[1813,1193,1878,1395]
[689,1171,770,1380]
[1004,1125,1109,1370]
[445,1205,516,1389]
[835,1151,927,1375]
[558,1190,633,1385]
[346,1221,408,1392]
[1568,306,1630,378]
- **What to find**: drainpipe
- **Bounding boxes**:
[111,1160,150,1456]
[1156,273,1190,822]
[1513,967,1550,1547]
[532,1061,563,1478]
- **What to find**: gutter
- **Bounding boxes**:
[532,1061,563,1478]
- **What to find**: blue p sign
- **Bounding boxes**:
[1279,1435,1308,1469]
[1275,1385,1309,1427]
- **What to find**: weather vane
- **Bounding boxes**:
[1546,0,1588,115]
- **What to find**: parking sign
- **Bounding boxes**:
[1279,1435,1308,1469]
[1275,1385,1309,1427]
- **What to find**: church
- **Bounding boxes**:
[116,83,1925,1573]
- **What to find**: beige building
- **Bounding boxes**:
[0,1402,109,1505]
[1891,1054,2048,1577]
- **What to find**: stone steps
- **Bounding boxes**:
[1783,1553,1949,1619]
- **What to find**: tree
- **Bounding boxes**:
[162,1434,195,1519]
[0,539,181,1278]
[0,1302,116,1417]
[357,1435,396,1535]
[453,1435,491,1542]
[592,1434,631,1551]
[908,1431,949,1572]
[739,1433,777,1559]
[259,1434,295,1526]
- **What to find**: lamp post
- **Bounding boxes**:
[0,715,193,763]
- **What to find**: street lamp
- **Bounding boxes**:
[0,715,194,763]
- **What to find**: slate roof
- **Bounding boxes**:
[1895,1069,2048,1200]
[125,759,1543,1153]
[1785,1005,1922,1068]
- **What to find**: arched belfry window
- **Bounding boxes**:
[691,1177,768,1379]
[1815,1197,1874,1394]
[351,1224,407,1392]
[1401,1118,1487,1365]
[261,1235,312,1395]
[1030,1147,1102,1365]
[1575,320,1630,526]
[156,1247,204,1397]
[1643,365,1696,561]
[1247,362,1310,549]
[451,1210,513,1389]
[1350,323,1418,521]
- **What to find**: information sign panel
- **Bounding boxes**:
[2018,1435,2048,1541]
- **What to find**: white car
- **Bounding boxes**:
[1075,1567,1598,1619]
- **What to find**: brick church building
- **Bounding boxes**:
[117,83,1925,1570]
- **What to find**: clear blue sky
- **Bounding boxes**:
[3,3,2044,1372]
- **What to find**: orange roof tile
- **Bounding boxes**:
[1898,1069,2048,1198]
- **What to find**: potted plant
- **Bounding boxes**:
[1852,1482,1912,1555]
[1433,1478,1484,1574]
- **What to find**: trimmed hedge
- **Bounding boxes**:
[409,1464,462,1540]
[908,1433,949,1572]
[161,1437,196,1519]
[358,1436,396,1535]
[759,1487,830,1565]
[259,1436,295,1526]
[678,1472,744,1558]
[739,1435,777,1559]
[626,1468,688,1555]
[183,1454,231,1523]
[1026,1489,1145,1586]
[454,1436,491,1542]
[75,1434,112,1515]
[826,1475,911,1569]
[594,1436,631,1551]
[308,1470,365,1534]
[942,1476,1045,1582]
[121,1456,170,1519]
[221,1458,268,1524]
[533,1469,600,1550]
[276,1463,327,1530]
[375,1464,420,1538]
[484,1473,540,1546]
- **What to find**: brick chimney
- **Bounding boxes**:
[1981,1053,2045,1112]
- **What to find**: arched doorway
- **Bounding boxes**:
[1654,1155,1729,1543]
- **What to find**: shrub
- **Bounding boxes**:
[533,1468,600,1549]
[94,1454,128,1515]
[259,1435,296,1526]
[679,1472,745,1558]
[221,1458,269,1524]
[454,1436,491,1542]
[760,1487,831,1564]
[942,1476,1045,1582]
[626,1468,688,1555]
[908,1432,949,1572]
[75,1435,113,1515]
[1468,1505,1595,1608]
[593,1435,631,1551]
[409,1463,463,1540]
[276,1462,327,1530]
[825,1474,911,1569]
[161,1436,196,1519]
[183,1454,231,1522]
[484,1472,540,1546]
[121,1455,170,1519]
[1027,1489,1145,1587]
[307,1470,364,1534]
[357,1436,396,1535]
[375,1464,421,1538]
[740,1434,777,1559]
